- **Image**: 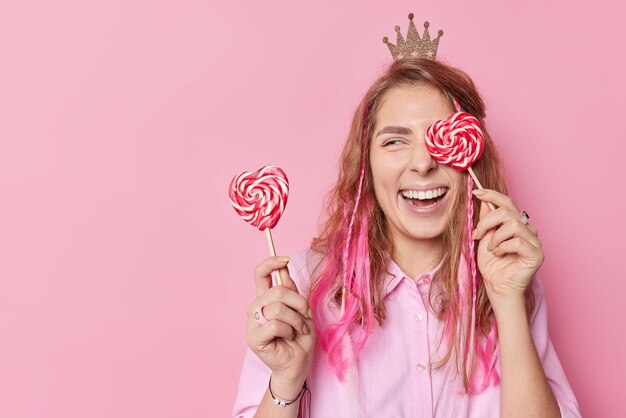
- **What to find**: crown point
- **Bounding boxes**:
[395,25,401,32]
[408,13,414,20]
[424,21,430,28]
[382,36,389,43]
[438,30,444,36]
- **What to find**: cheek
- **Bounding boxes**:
[368,165,395,213]
[452,174,464,192]
[444,175,466,216]
[370,163,399,206]
[442,166,464,188]
[370,171,390,207]
[369,156,386,190]
[370,153,403,184]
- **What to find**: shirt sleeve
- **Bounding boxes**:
[231,249,315,417]
[231,347,271,418]
[530,276,581,418]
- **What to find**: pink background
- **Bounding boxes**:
[0,1,623,417]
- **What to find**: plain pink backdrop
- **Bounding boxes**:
[0,1,623,417]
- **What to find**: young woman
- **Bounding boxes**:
[232,58,581,417]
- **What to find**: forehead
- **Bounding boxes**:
[373,83,453,128]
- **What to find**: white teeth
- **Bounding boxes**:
[401,188,447,200]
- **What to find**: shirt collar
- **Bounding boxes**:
[382,256,445,299]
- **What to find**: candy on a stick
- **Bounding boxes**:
[229,165,290,285]
[425,107,495,211]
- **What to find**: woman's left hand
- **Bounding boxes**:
[472,189,544,310]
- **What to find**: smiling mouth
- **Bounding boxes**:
[400,187,448,208]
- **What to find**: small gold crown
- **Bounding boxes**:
[382,13,444,60]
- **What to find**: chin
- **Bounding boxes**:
[403,226,445,242]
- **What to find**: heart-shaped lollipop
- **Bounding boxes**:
[229,165,289,231]
[229,165,290,285]
[425,111,484,171]
[425,102,494,211]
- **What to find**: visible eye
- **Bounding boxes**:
[382,138,404,147]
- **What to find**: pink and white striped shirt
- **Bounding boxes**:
[232,249,581,417]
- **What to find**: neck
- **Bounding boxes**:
[391,235,443,279]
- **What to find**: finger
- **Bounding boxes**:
[253,285,311,320]
[276,263,301,295]
[249,319,296,349]
[492,237,545,266]
[527,223,539,237]
[473,206,519,240]
[477,199,491,221]
[472,189,520,213]
[253,256,291,296]
[260,302,309,335]
[476,200,497,247]
[489,219,541,251]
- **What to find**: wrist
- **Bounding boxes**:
[490,294,528,323]
[270,373,307,401]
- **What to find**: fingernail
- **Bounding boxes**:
[308,308,314,318]
[472,229,477,240]
[302,324,309,335]
[472,189,485,195]
[276,256,291,263]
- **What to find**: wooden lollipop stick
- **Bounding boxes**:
[265,228,289,286]
[468,167,496,211]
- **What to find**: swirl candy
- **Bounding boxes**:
[425,112,484,171]
[229,165,289,231]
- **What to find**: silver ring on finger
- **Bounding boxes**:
[521,210,530,225]
[253,305,269,325]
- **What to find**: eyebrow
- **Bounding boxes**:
[375,126,414,139]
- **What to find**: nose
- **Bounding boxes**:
[409,138,437,175]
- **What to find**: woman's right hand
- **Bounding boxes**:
[246,256,316,399]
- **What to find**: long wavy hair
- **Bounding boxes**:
[306,57,536,394]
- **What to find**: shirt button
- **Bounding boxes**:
[422,275,431,284]
[416,363,426,372]
[414,313,423,321]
